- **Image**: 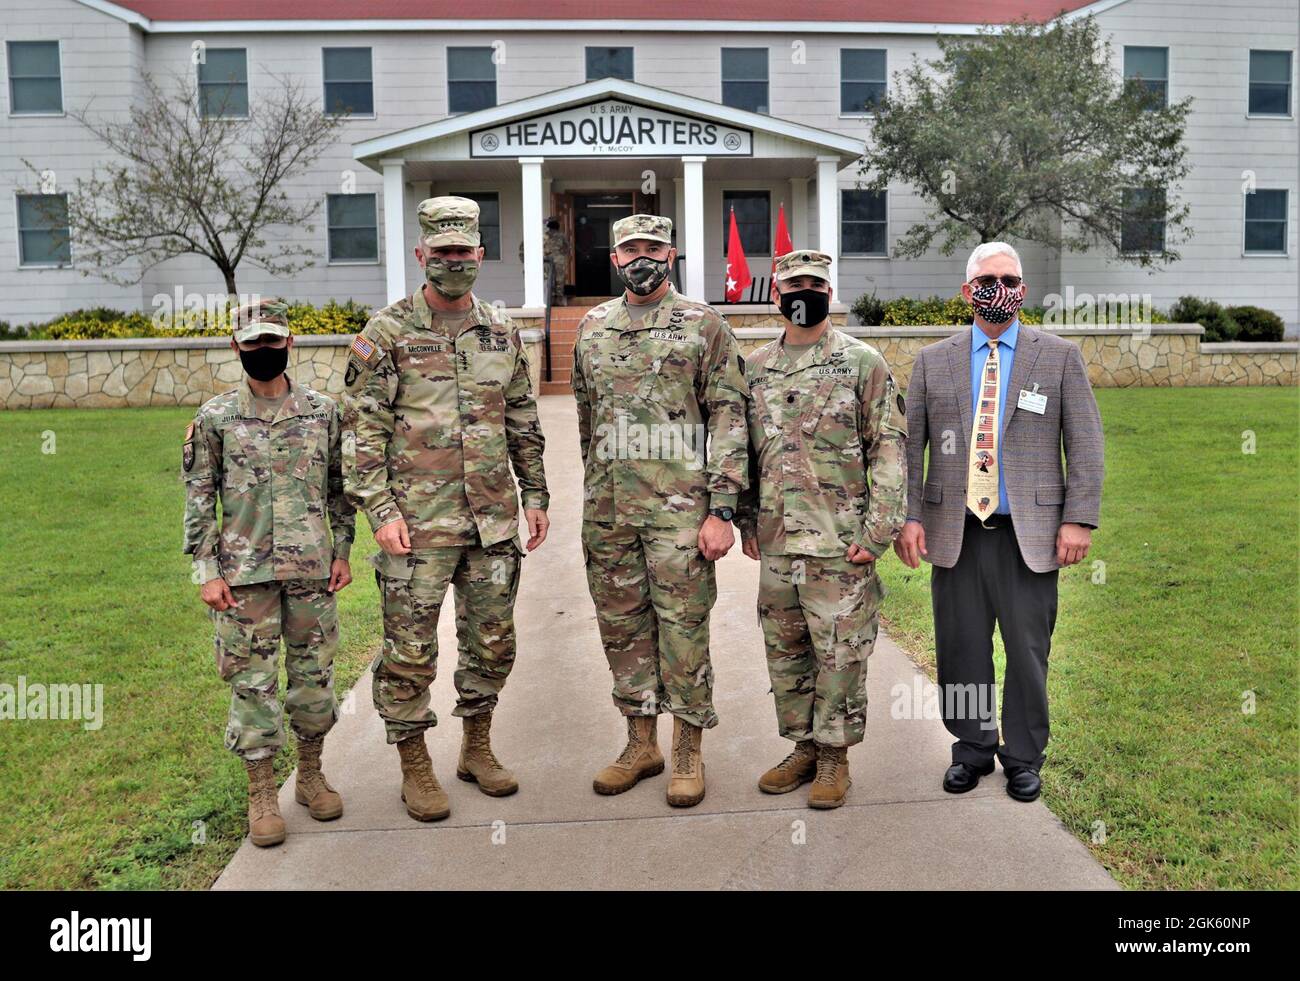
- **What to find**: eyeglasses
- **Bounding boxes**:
[970,275,1023,289]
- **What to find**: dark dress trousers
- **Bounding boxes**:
[905,325,1104,770]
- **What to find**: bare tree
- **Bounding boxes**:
[26,71,341,295]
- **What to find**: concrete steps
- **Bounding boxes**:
[537,304,599,395]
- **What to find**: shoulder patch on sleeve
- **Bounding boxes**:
[351,335,376,362]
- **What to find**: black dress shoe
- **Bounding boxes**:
[942,760,995,794]
[1004,767,1042,802]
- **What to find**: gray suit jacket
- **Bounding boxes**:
[904,325,1104,573]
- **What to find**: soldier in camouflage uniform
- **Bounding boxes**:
[344,196,549,822]
[183,298,356,847]
[572,214,749,808]
[736,250,907,809]
[518,217,570,305]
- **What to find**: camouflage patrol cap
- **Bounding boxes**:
[775,249,832,283]
[612,214,673,248]
[231,297,291,343]
[418,196,481,248]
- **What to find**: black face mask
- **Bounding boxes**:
[779,288,830,327]
[239,345,289,382]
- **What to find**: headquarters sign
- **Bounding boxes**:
[470,99,753,158]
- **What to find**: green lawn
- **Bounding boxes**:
[0,388,1296,889]
[879,386,1299,890]
[0,407,382,889]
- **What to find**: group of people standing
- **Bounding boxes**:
[183,196,1103,849]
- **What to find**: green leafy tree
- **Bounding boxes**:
[859,16,1192,266]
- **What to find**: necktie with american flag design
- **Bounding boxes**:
[967,338,1000,522]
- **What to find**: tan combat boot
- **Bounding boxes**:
[396,734,451,821]
[666,717,706,807]
[808,744,851,809]
[757,740,817,794]
[457,711,518,797]
[294,736,343,820]
[593,715,663,795]
[244,757,286,847]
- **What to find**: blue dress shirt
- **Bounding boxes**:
[969,319,1020,515]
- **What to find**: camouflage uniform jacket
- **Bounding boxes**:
[571,285,749,528]
[183,378,355,586]
[737,328,907,558]
[342,288,548,549]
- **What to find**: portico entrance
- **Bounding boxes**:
[350,78,866,394]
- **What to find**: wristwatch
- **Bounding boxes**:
[709,506,735,522]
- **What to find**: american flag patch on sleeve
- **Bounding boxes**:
[351,335,376,361]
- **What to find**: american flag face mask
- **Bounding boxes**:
[968,278,1027,324]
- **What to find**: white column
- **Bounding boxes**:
[672,177,685,242]
[381,158,407,303]
[788,176,809,251]
[520,157,545,310]
[682,156,706,301]
[815,156,839,296]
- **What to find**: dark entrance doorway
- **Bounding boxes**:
[572,192,634,297]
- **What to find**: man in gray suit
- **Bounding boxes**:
[895,242,1104,803]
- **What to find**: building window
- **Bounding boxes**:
[326,193,378,262]
[448,47,496,113]
[7,41,62,114]
[1244,189,1288,254]
[17,193,71,266]
[1124,46,1168,107]
[1120,187,1166,254]
[448,191,500,260]
[842,189,888,255]
[586,47,633,81]
[323,47,373,116]
[840,49,886,114]
[722,191,769,256]
[197,48,248,118]
[721,48,768,114]
[1248,50,1292,116]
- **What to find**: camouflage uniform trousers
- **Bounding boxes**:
[373,537,524,744]
[757,553,884,747]
[211,578,339,761]
[581,521,718,728]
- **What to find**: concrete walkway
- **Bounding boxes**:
[215,396,1115,890]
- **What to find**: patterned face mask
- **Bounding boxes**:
[425,257,480,298]
[615,256,670,296]
[968,278,1026,324]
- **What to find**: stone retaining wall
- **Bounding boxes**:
[1,322,1294,409]
[0,327,545,410]
[732,325,1297,389]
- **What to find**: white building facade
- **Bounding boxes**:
[1,0,1296,327]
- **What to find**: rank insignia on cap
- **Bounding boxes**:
[351,336,376,362]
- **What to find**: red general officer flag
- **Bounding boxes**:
[773,202,793,274]
[725,208,752,303]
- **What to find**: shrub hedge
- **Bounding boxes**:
[6,300,373,341]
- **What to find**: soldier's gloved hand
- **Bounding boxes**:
[375,517,412,555]
[328,559,353,593]
[740,537,760,561]
[698,515,735,562]
[524,508,549,552]
[200,577,236,612]
[845,543,877,565]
